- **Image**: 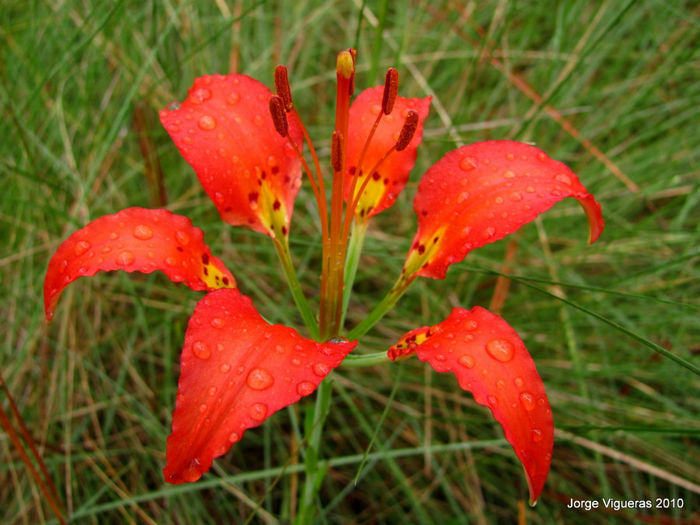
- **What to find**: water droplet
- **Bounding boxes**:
[503,170,515,178]
[192,341,211,360]
[246,368,274,390]
[175,230,190,245]
[191,88,212,103]
[370,104,381,115]
[214,192,225,204]
[485,339,515,362]
[514,377,524,388]
[210,317,225,328]
[165,256,177,266]
[275,345,285,354]
[74,240,91,256]
[297,381,315,396]
[167,102,181,111]
[458,354,476,368]
[253,115,264,126]
[226,93,240,105]
[208,386,217,396]
[220,363,231,373]
[555,173,572,185]
[532,428,543,442]
[198,403,207,413]
[509,191,523,202]
[496,379,506,389]
[116,251,135,265]
[132,224,153,240]
[229,432,240,442]
[435,354,447,362]
[487,395,498,407]
[525,185,535,193]
[519,392,536,411]
[181,460,202,482]
[460,156,477,171]
[465,319,478,331]
[291,357,302,366]
[312,362,331,377]
[197,115,217,130]
[537,152,547,162]
[484,227,496,238]
[457,191,469,203]
[494,196,504,204]
[249,402,268,421]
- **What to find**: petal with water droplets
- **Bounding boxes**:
[404,141,604,279]
[164,288,356,484]
[159,74,303,238]
[388,306,553,505]
[344,86,431,221]
[43,207,235,322]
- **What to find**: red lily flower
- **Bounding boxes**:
[44,50,603,505]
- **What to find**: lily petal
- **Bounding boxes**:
[404,141,604,279]
[43,207,235,322]
[165,288,356,484]
[388,306,553,505]
[159,74,303,238]
[345,86,431,221]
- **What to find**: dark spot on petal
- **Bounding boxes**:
[271,166,279,174]
[261,171,267,180]
[281,226,288,235]
[222,277,230,285]
[248,192,259,203]
[418,244,425,254]
[177,246,184,252]
[372,172,381,181]
[349,166,356,175]
[203,267,209,276]
[201,253,210,265]
[273,200,281,211]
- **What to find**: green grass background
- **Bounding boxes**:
[1,0,698,523]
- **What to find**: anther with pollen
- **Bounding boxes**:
[382,68,399,115]
[396,110,419,151]
[274,65,294,111]
[269,96,288,137]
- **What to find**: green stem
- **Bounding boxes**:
[341,351,392,367]
[346,273,416,341]
[273,237,319,340]
[295,375,333,524]
[340,219,368,328]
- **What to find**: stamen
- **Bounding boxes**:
[269,96,288,137]
[331,131,343,173]
[396,110,419,151]
[382,68,399,115]
[274,65,294,111]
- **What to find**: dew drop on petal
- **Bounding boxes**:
[229,432,240,443]
[220,363,231,373]
[74,240,91,256]
[192,341,211,360]
[246,368,274,390]
[197,115,217,130]
[175,230,190,245]
[484,227,496,238]
[165,256,177,266]
[116,251,135,265]
[167,102,181,111]
[458,354,476,369]
[459,156,477,171]
[249,402,268,421]
[181,461,202,482]
[485,339,515,362]
[226,93,240,105]
[519,392,536,411]
[210,317,225,328]
[487,395,498,407]
[509,191,523,202]
[532,428,543,442]
[555,173,572,185]
[503,170,515,179]
[496,379,506,389]
[291,357,302,366]
[191,88,212,103]
[465,319,478,331]
[132,224,153,240]
[514,377,524,388]
[297,381,315,396]
[312,362,331,377]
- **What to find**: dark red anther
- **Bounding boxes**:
[331,131,343,172]
[274,65,293,111]
[382,68,399,115]
[396,110,419,151]
[269,96,288,137]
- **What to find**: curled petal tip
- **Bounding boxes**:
[390,306,553,503]
[43,207,235,320]
[405,141,604,280]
